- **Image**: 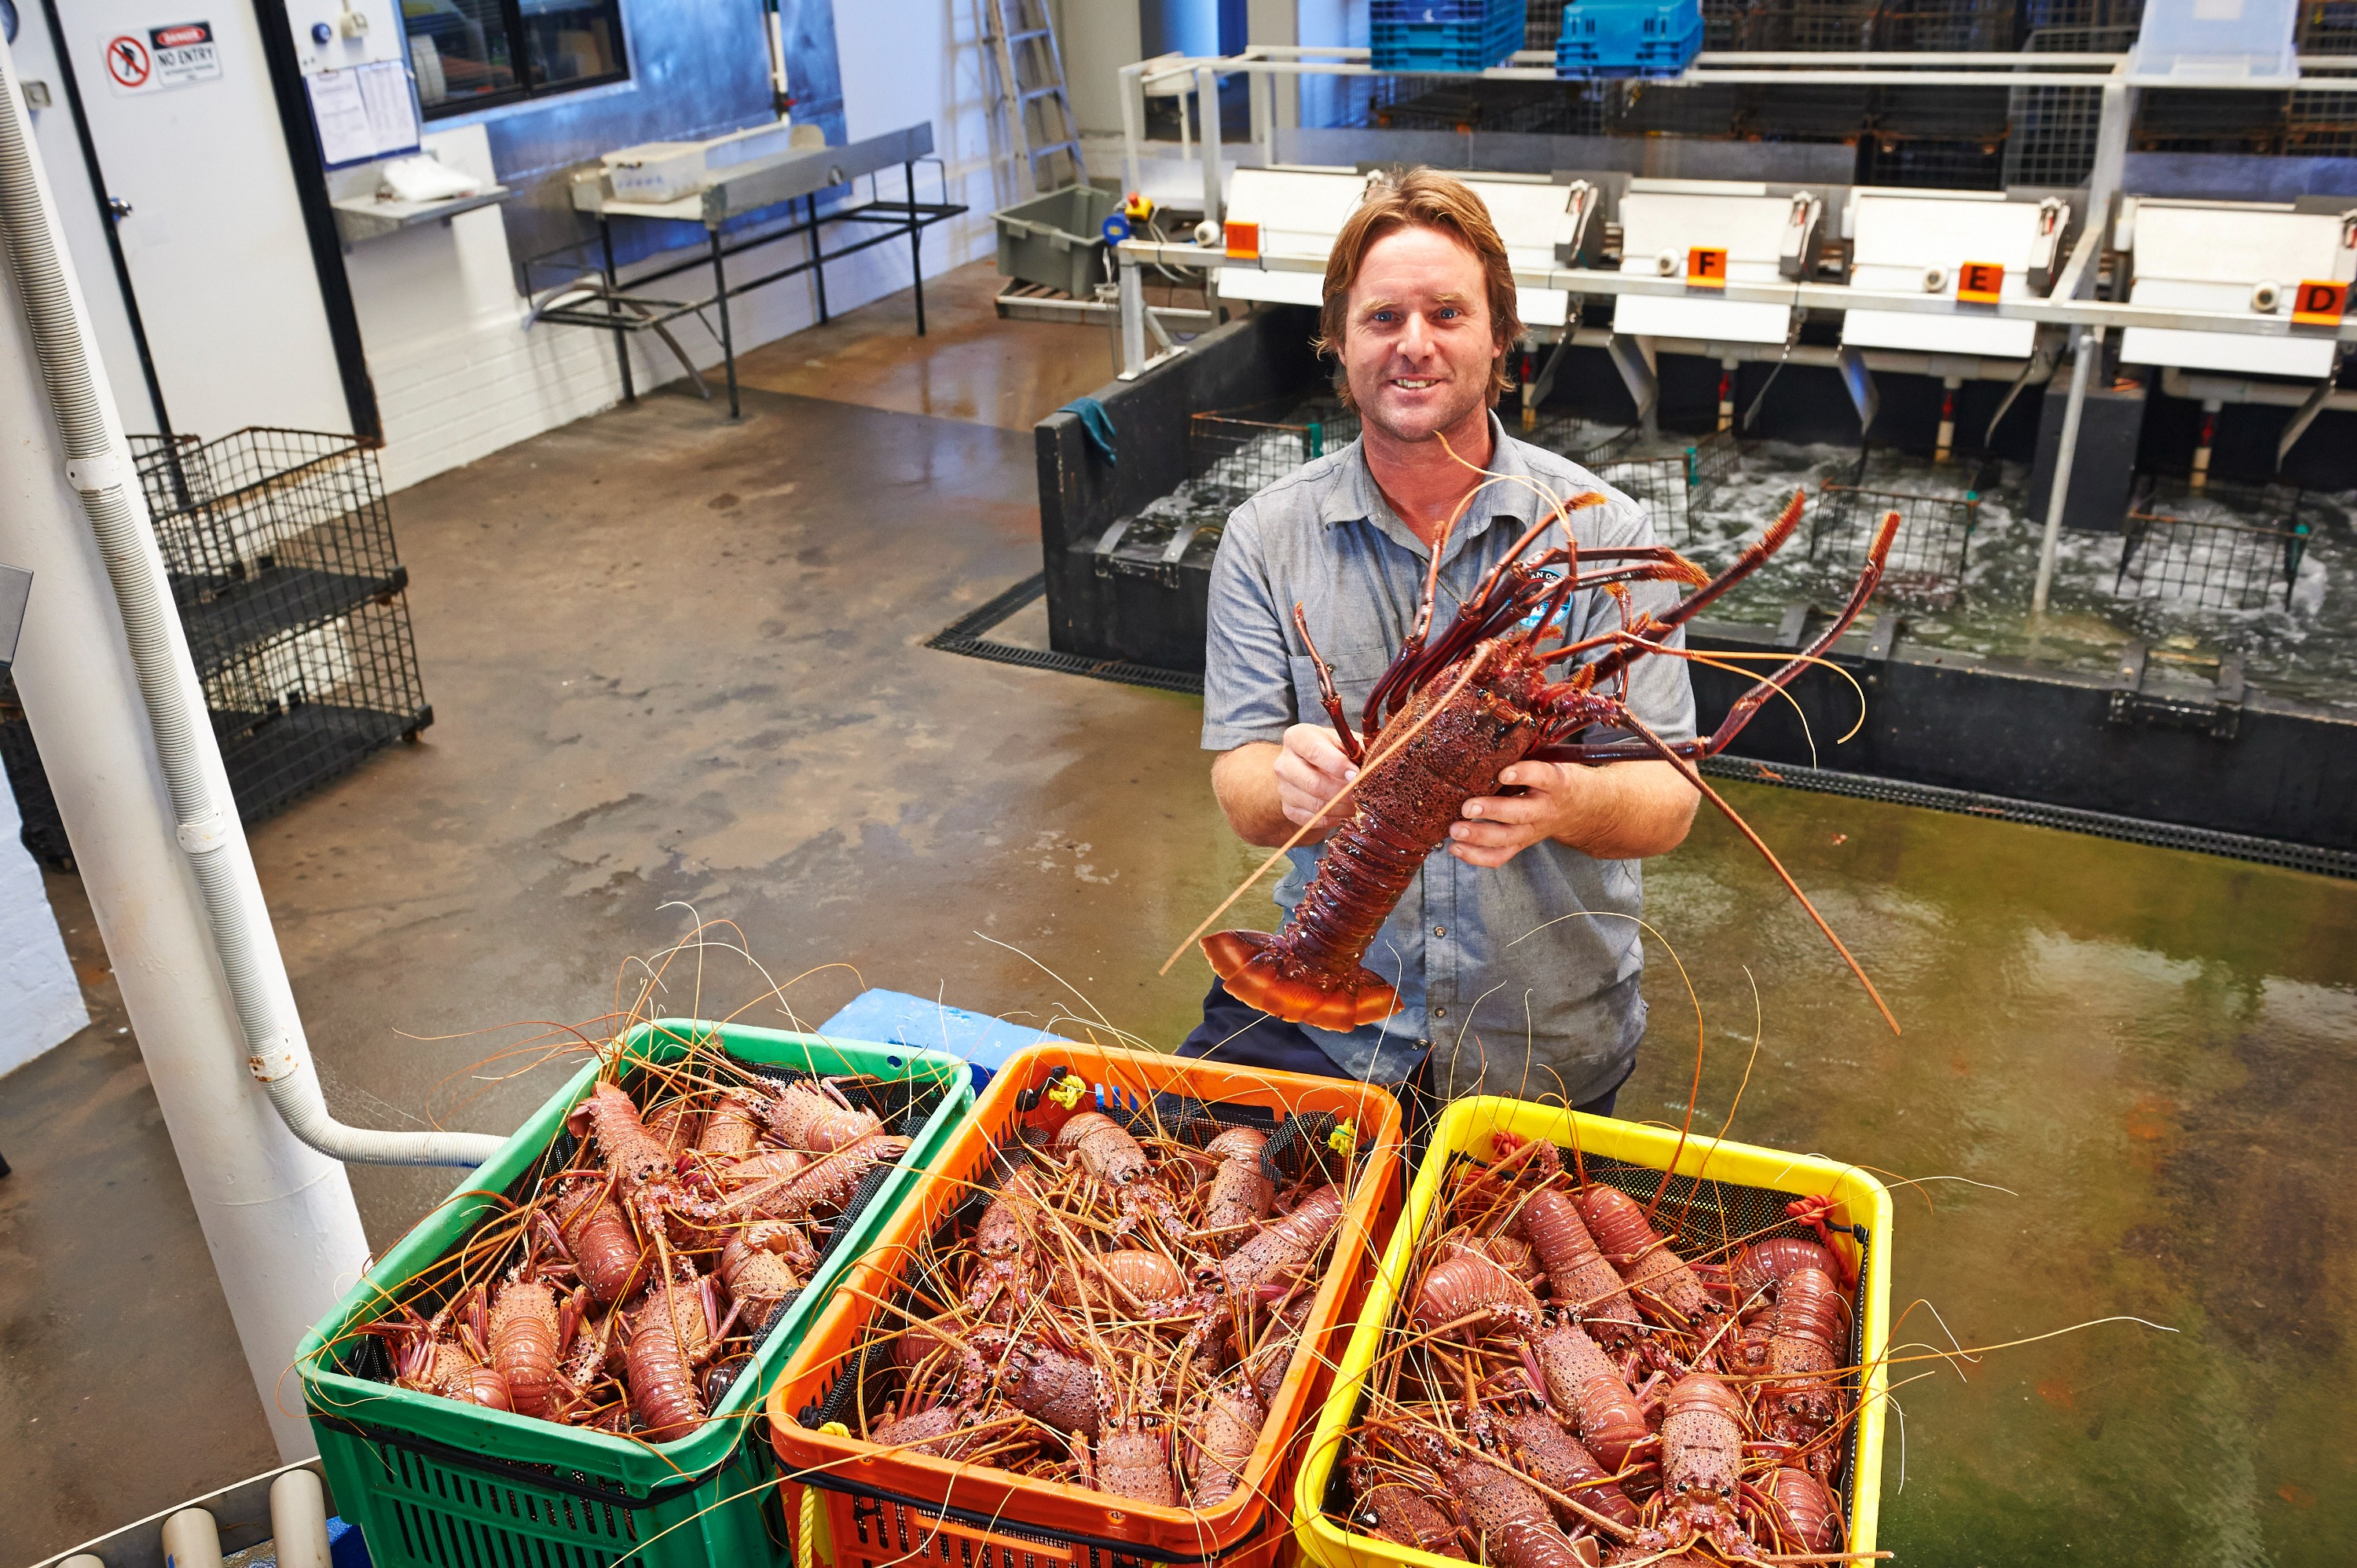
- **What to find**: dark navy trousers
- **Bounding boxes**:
[1175,977,1624,1122]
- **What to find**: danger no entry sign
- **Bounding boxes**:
[103,20,222,97]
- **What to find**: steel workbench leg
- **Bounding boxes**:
[600,218,634,402]
[808,194,829,324]
[906,161,926,338]
[709,227,739,419]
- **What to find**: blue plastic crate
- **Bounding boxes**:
[1554,0,1704,78]
[1370,0,1524,71]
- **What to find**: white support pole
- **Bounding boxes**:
[1197,65,1223,224]
[0,34,368,1461]
[1120,255,1146,376]
[1120,64,1146,196]
[2033,326,2101,616]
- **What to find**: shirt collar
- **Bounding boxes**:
[1317,411,1534,571]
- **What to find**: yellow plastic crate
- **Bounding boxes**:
[1292,1096,1894,1566]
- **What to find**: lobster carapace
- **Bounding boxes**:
[1201,486,1899,1032]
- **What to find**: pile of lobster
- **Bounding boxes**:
[343,1050,923,1442]
[827,1083,1359,1511]
[1341,1134,1862,1565]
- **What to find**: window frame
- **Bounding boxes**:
[402,0,632,122]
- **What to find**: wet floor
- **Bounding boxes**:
[1620,783,2357,1566]
[3,262,2352,1563]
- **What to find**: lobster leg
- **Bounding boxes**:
[1293,603,1366,766]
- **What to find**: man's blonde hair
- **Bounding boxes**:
[1313,168,1522,408]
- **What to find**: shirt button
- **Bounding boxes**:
[1434,925,1446,936]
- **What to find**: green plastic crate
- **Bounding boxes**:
[297,1019,974,1568]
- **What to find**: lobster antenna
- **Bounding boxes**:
[1620,711,1901,1036]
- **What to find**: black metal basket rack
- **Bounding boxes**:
[0,428,431,870]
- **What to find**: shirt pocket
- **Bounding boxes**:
[1288,647,1388,742]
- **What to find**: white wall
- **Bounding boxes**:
[0,784,90,1079]
[1054,0,1144,141]
[352,0,1012,494]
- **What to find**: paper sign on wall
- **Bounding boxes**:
[103,20,222,96]
[307,59,420,168]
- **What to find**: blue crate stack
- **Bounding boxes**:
[1371,0,1527,72]
[1555,0,1705,78]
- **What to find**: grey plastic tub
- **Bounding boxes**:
[995,185,1121,298]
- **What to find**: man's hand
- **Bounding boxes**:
[1449,758,1700,866]
[1273,723,1358,834]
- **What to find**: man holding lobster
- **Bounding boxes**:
[1179,168,1700,1118]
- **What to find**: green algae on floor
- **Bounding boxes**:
[1611,781,2357,1566]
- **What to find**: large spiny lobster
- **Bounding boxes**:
[1198,486,1901,1032]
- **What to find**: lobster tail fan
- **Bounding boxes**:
[1201,930,1402,1029]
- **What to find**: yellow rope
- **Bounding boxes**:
[797,1422,849,1568]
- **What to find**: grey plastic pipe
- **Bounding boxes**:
[0,44,500,1168]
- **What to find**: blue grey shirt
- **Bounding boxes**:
[1200,414,1697,1105]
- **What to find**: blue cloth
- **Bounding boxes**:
[1199,414,1695,1106]
[1058,397,1118,465]
[327,1516,371,1568]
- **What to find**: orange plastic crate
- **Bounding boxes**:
[768,1042,1404,1568]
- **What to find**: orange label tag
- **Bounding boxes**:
[1956,261,2005,303]
[1222,221,1260,260]
[2292,279,2348,325]
[1686,246,1728,287]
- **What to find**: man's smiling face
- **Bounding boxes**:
[1340,223,1501,445]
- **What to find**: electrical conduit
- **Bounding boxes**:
[0,42,500,1168]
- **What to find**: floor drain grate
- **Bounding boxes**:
[922,574,1206,694]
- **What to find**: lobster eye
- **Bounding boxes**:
[1675,1481,1688,1493]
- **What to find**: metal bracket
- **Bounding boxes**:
[1864,612,1902,664]
[2106,640,2245,740]
[1520,334,1574,421]
[2276,346,2344,466]
[1776,603,1815,650]
[1835,345,1879,438]
[1607,333,1658,436]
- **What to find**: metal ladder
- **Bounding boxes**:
[984,0,1086,195]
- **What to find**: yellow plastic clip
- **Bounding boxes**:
[1326,1118,1358,1155]
[1047,1072,1087,1110]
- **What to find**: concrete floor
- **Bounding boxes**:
[0,259,1253,1561]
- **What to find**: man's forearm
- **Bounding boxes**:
[1211,743,1296,847]
[1551,759,1699,860]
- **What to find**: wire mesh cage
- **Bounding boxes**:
[130,429,416,680]
[1369,75,1612,134]
[2286,86,2357,155]
[1872,0,2018,50]
[1524,409,1638,468]
[1743,0,1879,50]
[2134,88,2289,153]
[0,427,430,867]
[2118,481,2312,611]
[2003,25,2139,186]
[1810,484,1979,604]
[1524,0,1567,50]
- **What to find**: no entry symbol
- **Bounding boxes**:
[104,34,151,89]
